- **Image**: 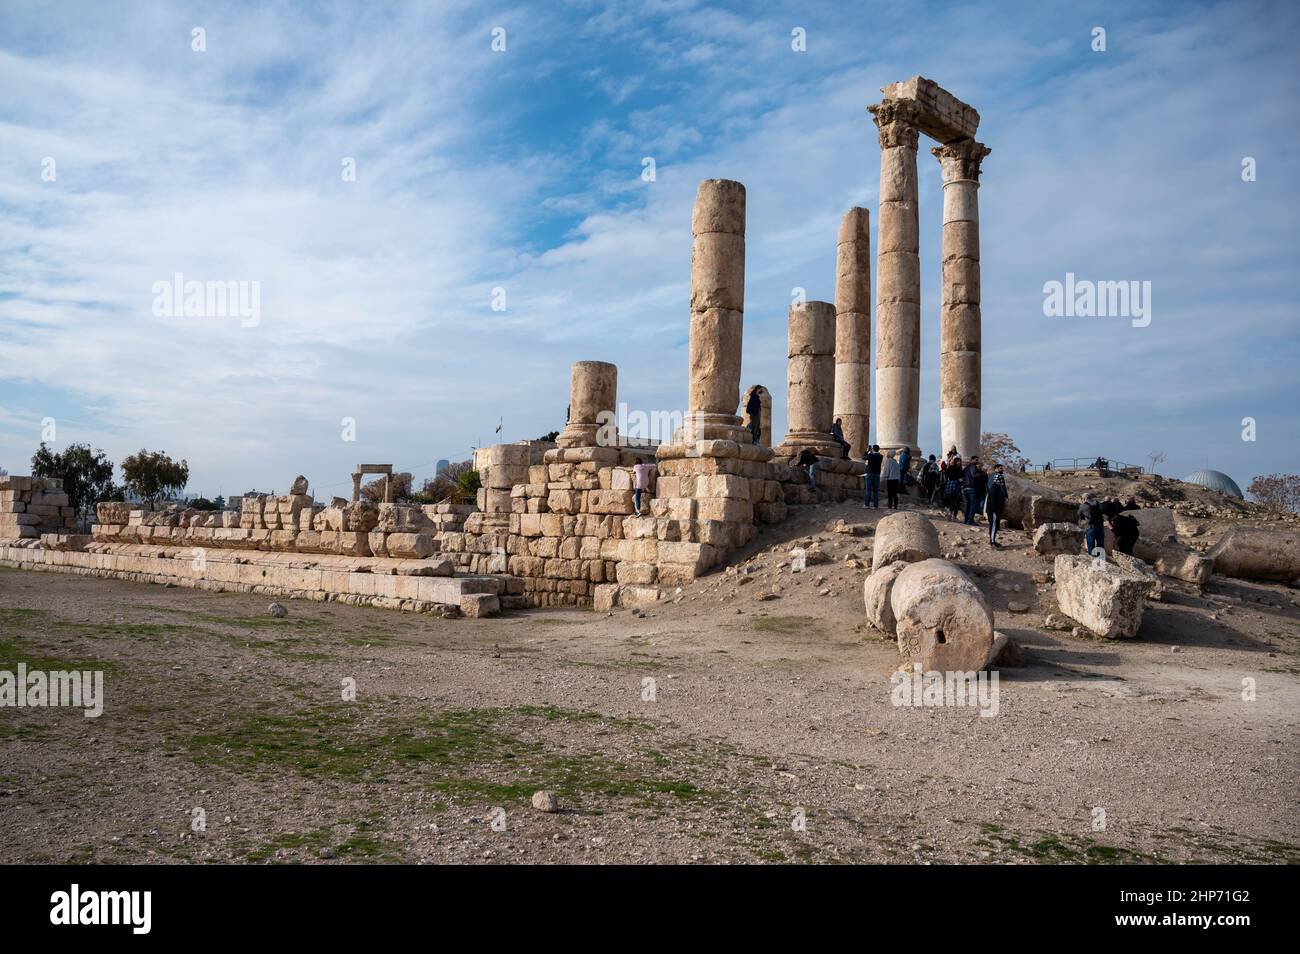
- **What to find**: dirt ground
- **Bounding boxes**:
[1,493,1297,865]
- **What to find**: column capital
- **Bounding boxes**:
[932,139,991,182]
[868,100,922,150]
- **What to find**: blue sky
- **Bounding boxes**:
[1,0,1297,498]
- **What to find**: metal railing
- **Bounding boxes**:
[1024,457,1145,476]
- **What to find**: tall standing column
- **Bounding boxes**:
[556,360,617,448]
[868,100,922,457]
[684,179,749,444]
[933,139,990,460]
[834,207,871,458]
[774,300,839,458]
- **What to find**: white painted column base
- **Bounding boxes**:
[940,406,980,460]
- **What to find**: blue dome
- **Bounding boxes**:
[1183,470,1243,499]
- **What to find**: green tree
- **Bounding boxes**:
[121,449,190,504]
[30,442,116,523]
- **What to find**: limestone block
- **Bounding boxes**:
[1208,527,1300,582]
[696,498,752,523]
[1027,495,1079,531]
[593,583,620,612]
[1131,507,1178,542]
[589,490,635,515]
[460,594,500,618]
[871,511,939,572]
[1032,522,1085,557]
[344,501,379,533]
[890,559,994,672]
[336,532,372,557]
[656,541,717,572]
[1110,551,1163,601]
[620,585,663,608]
[1133,539,1213,585]
[616,562,658,585]
[863,561,908,635]
[386,532,434,559]
[1053,555,1146,639]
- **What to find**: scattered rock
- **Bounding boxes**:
[531,790,559,813]
[268,602,288,618]
[1053,555,1147,639]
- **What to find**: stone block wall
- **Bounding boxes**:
[0,476,77,540]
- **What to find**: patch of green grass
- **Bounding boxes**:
[751,615,817,635]
[183,702,713,813]
[0,637,120,673]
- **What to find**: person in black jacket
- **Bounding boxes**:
[985,464,1009,546]
[798,447,819,492]
[745,389,763,445]
[830,418,850,459]
[1110,510,1139,555]
[863,444,883,508]
[1078,493,1106,556]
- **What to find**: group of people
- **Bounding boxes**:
[1078,492,1142,555]
[861,446,1012,545]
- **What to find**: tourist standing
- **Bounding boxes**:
[1079,493,1106,555]
[943,456,963,521]
[1110,510,1139,555]
[985,463,1008,546]
[883,450,902,509]
[922,454,940,506]
[962,456,983,525]
[863,444,883,508]
[745,389,763,445]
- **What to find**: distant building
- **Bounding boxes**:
[1183,470,1244,499]
[435,459,450,476]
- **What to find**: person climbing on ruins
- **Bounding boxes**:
[830,418,850,459]
[1078,493,1106,556]
[883,450,902,509]
[863,444,883,508]
[632,457,655,516]
[943,455,963,521]
[1109,508,1140,555]
[985,463,1008,546]
[798,448,820,493]
[745,389,763,445]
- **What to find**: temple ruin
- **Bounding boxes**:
[0,77,997,614]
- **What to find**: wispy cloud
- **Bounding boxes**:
[1,0,1296,495]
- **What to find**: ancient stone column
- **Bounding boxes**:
[868,100,922,457]
[556,360,617,448]
[933,139,989,460]
[350,473,362,502]
[684,179,749,443]
[834,207,871,458]
[775,300,839,457]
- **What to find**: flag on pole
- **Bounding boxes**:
[495,417,502,434]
